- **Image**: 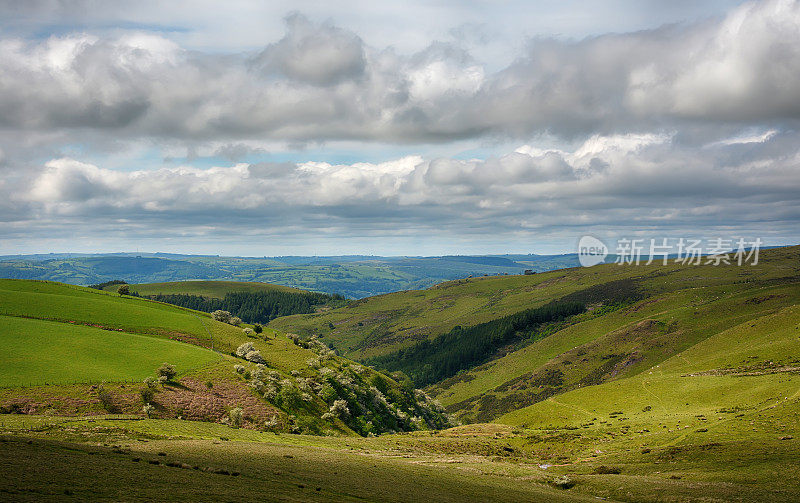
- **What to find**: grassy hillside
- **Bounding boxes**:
[101,280,304,297]
[0,420,596,503]
[0,279,448,436]
[496,301,800,428]
[280,246,796,354]
[271,263,653,360]
[0,316,218,387]
[3,409,800,502]
[273,246,800,423]
[101,279,344,324]
[0,279,248,353]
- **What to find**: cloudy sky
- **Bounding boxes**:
[1,0,798,256]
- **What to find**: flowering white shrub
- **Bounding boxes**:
[329,399,350,419]
[249,379,265,393]
[369,386,390,409]
[263,384,278,401]
[264,416,280,430]
[414,389,431,402]
[235,342,255,358]
[236,342,266,364]
[229,407,243,428]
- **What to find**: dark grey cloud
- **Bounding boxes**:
[213,143,269,161]
[253,13,366,86]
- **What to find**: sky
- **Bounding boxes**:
[1,0,799,256]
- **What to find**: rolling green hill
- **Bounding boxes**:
[273,246,800,423]
[0,315,218,387]
[0,279,449,436]
[103,279,347,325]
[101,280,304,297]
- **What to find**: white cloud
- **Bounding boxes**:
[706,129,778,147]
[1,2,800,141]
[14,131,799,243]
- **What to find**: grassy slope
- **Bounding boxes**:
[1,276,336,376]
[497,302,800,427]
[272,260,685,360]
[429,247,800,421]
[273,247,800,360]
[0,278,295,359]
[0,316,218,387]
[0,279,449,436]
[0,428,589,503]
[103,279,303,297]
[3,412,800,503]
[0,279,348,431]
[269,271,595,359]
[274,246,800,423]
[435,281,800,420]
[3,245,800,502]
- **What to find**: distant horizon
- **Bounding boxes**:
[2,242,794,260]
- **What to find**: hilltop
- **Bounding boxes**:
[99,279,347,325]
[100,280,305,297]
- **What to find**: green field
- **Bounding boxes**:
[0,279,349,375]
[0,425,591,503]
[273,246,799,359]
[0,278,282,356]
[0,316,219,387]
[496,302,800,427]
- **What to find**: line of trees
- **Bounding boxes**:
[145,290,345,324]
[88,279,128,290]
[365,301,586,386]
